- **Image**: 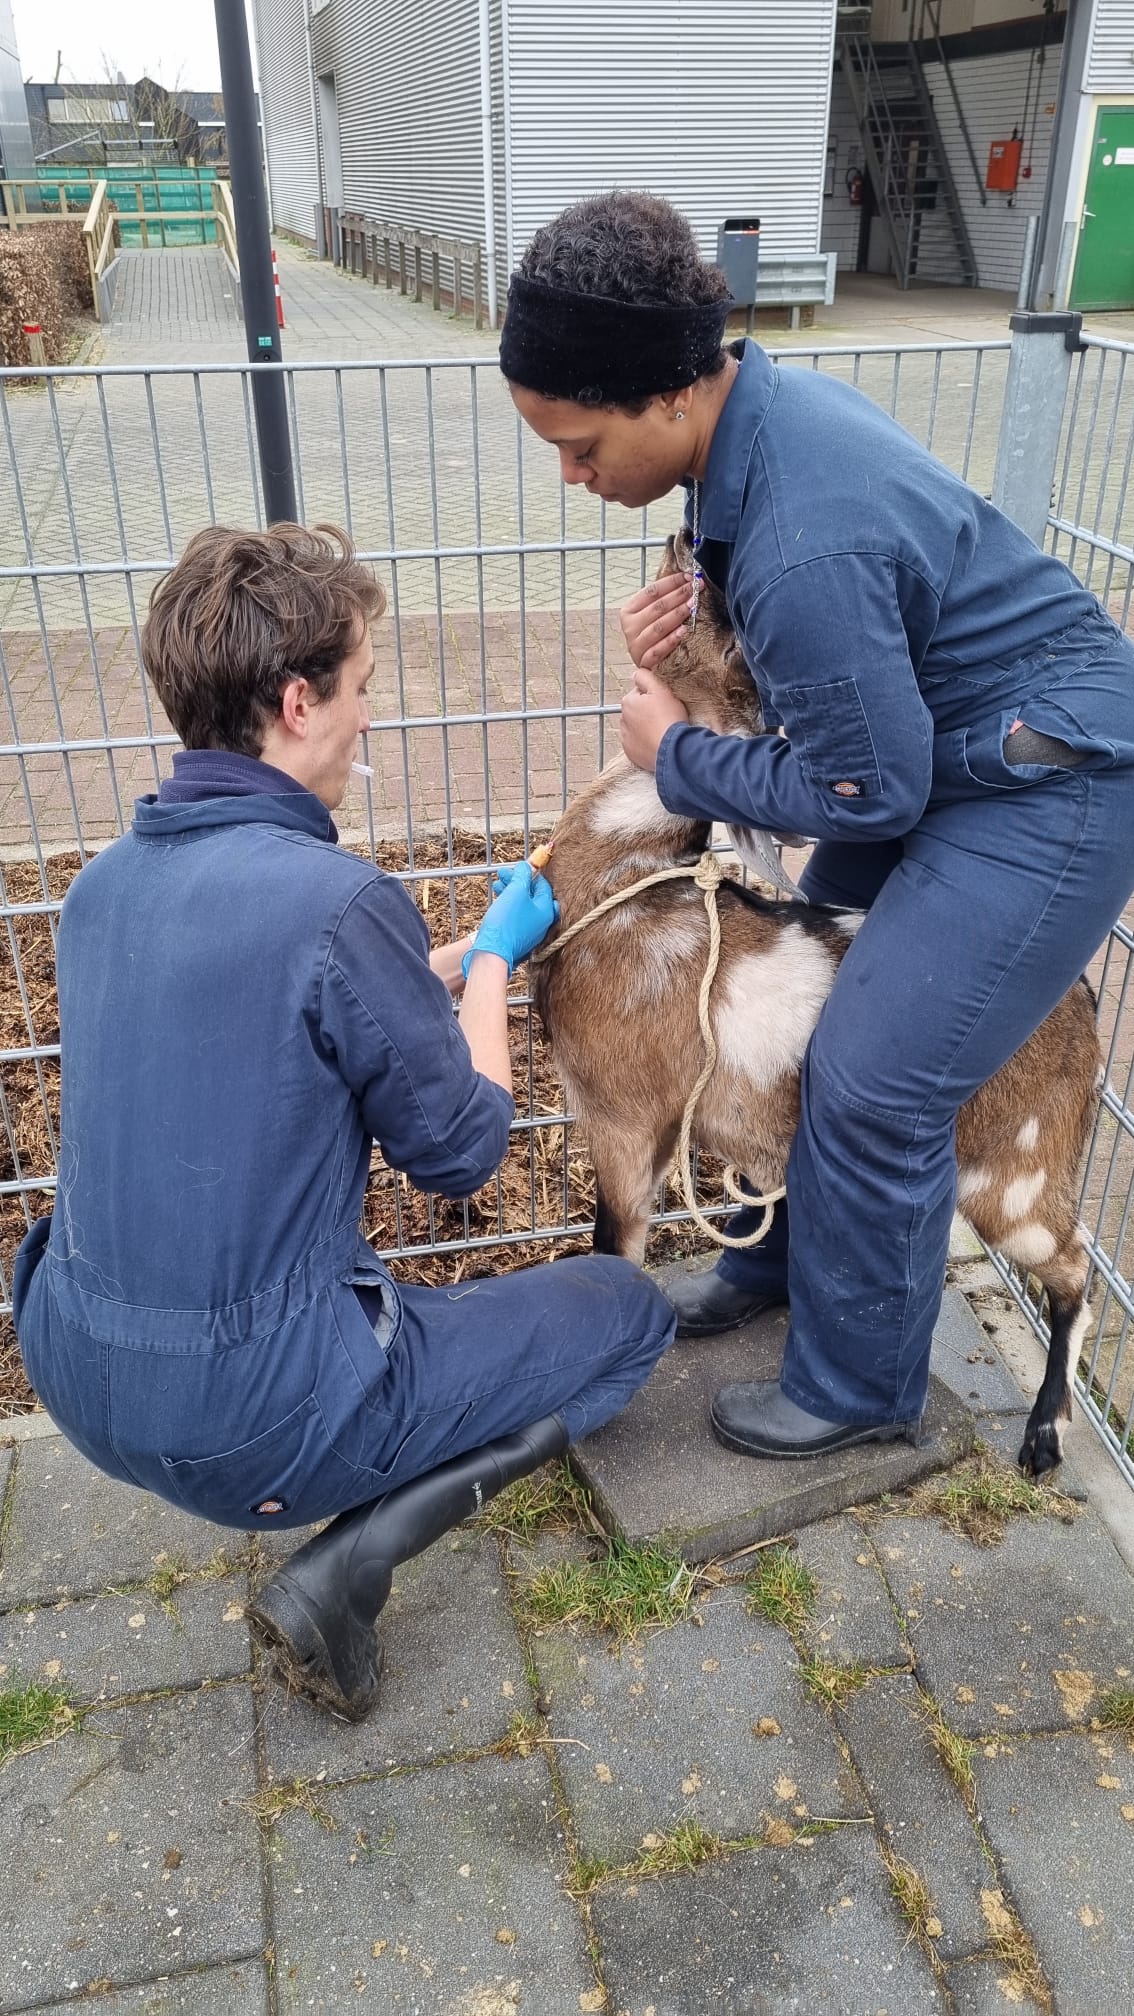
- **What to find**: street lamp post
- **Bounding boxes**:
[213,0,297,524]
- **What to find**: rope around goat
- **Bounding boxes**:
[531,851,786,1248]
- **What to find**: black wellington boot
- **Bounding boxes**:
[248,1412,569,1721]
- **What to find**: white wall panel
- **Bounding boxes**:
[1085,0,1134,90]
[505,1,839,264]
[252,0,321,242]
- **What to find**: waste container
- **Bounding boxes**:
[716,217,761,306]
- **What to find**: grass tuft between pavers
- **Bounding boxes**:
[878,1839,939,1948]
[906,1452,1079,1547]
[916,1691,977,1801]
[242,1775,337,1831]
[0,1679,80,1764]
[978,1885,1053,2012]
[479,1459,598,1544]
[519,1536,699,1644]
[743,1544,817,1632]
[1097,1684,1134,1733]
[797,1655,878,1709]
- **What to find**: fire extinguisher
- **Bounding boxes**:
[846,167,864,208]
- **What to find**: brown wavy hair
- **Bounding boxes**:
[141,522,386,756]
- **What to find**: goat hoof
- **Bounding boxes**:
[1018,1420,1063,1479]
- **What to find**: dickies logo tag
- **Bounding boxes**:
[830,779,864,798]
[253,1497,287,1515]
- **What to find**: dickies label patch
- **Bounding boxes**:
[830,779,865,798]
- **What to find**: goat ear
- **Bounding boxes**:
[658,533,682,580]
[671,526,693,573]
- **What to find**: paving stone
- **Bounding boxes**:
[930,1288,1031,1418]
[271,1755,593,2013]
[945,1957,1050,2014]
[25,1963,269,2014]
[0,1442,12,1516]
[260,1530,528,1781]
[531,1587,865,1865]
[0,1573,251,1702]
[0,1685,264,2012]
[590,1827,943,2013]
[870,1505,1134,1736]
[971,1417,1090,1501]
[0,1438,243,1610]
[973,1734,1134,2014]
[836,1672,991,1961]
[795,1515,910,1670]
[572,1296,974,1562]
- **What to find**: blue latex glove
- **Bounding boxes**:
[462,863,559,980]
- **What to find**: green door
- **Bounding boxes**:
[1071,105,1134,312]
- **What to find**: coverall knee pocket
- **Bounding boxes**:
[159,1393,366,1528]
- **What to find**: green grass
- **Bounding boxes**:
[917,1693,976,1800]
[910,1454,1078,1546]
[744,1546,817,1633]
[798,1657,874,1709]
[0,1681,78,1763]
[573,1820,736,1894]
[1097,1685,1134,1733]
[521,1538,697,1643]
[478,1460,595,1543]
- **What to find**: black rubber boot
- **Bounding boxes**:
[248,1413,569,1721]
[710,1380,923,1460]
[663,1266,787,1339]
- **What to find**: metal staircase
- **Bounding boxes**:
[837,2,983,290]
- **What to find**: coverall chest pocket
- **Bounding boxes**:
[784,677,882,802]
[159,1393,365,1529]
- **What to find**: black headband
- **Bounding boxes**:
[499,273,733,404]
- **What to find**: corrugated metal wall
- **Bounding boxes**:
[1085,0,1134,90]
[311,0,486,247]
[504,0,838,265]
[252,0,321,243]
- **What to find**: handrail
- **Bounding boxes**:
[913,0,986,206]
[82,180,118,322]
[213,177,238,275]
[337,210,487,327]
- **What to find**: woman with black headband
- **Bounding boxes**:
[502,190,1134,1463]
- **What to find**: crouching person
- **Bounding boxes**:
[12,523,676,1721]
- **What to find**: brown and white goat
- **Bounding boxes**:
[532,540,1101,1477]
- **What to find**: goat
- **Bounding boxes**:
[532,537,1101,1478]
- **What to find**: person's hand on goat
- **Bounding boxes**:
[462,862,559,980]
[619,572,696,671]
[619,666,690,773]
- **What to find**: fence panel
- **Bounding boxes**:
[2,333,1130,1486]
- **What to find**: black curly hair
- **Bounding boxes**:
[518,191,731,410]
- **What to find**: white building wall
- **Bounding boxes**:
[252,0,321,241]
[504,0,838,267]
[311,0,486,247]
[1084,0,1134,89]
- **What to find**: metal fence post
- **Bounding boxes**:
[991,310,1085,549]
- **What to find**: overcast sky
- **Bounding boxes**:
[13,0,231,90]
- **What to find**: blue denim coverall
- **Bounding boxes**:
[13,756,674,1529]
[655,340,1134,1425]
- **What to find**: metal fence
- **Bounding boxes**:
[1,327,1132,1484]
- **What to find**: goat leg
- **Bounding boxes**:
[1018,1288,1091,1477]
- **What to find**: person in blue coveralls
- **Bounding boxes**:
[502,190,1134,1463]
[12,522,677,1721]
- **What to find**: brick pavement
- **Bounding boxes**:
[1,1283,1131,2012]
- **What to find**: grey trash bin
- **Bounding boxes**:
[716,217,760,307]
